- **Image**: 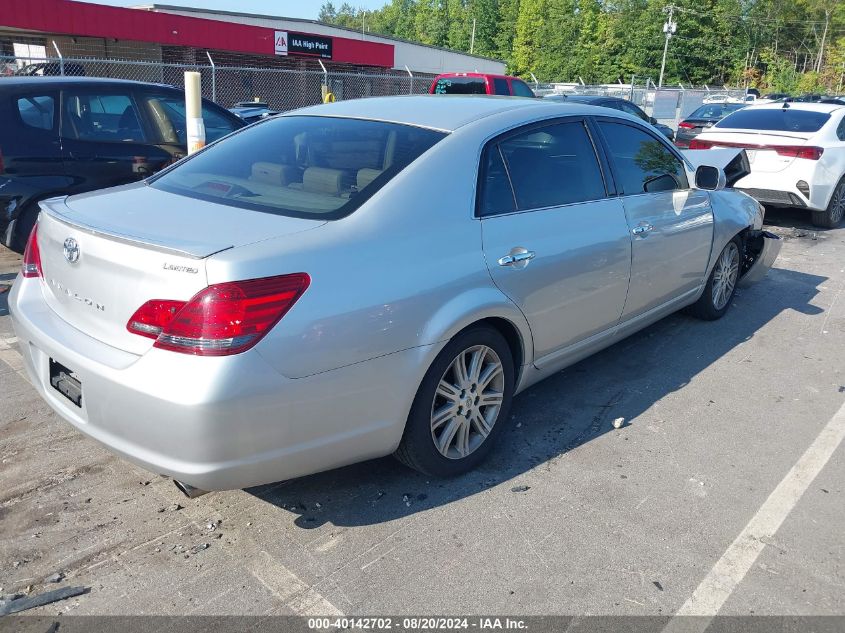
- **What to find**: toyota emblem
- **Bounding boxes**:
[63,237,80,264]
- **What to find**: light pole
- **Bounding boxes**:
[658,4,677,88]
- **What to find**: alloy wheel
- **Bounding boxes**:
[712,242,740,311]
[830,182,845,225]
[430,345,505,460]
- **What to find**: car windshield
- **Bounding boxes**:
[432,77,487,94]
[150,116,446,219]
[715,108,831,132]
[688,103,745,119]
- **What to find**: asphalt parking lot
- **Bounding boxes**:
[0,207,843,618]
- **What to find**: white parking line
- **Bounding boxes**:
[247,550,343,616]
[664,398,845,631]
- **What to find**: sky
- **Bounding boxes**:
[84,0,386,21]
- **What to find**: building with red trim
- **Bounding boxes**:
[1,0,505,76]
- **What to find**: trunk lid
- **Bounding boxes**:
[693,130,813,174]
[37,183,325,355]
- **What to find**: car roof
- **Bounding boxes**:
[433,72,525,81]
[564,95,613,103]
[744,102,845,113]
[290,95,617,132]
[0,76,179,90]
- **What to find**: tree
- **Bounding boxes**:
[511,0,545,76]
[495,0,520,65]
[318,1,338,22]
[415,0,450,46]
[315,0,845,91]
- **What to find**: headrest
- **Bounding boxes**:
[356,168,382,190]
[302,167,344,195]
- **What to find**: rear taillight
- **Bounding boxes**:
[688,138,713,149]
[677,121,695,129]
[772,145,823,160]
[127,273,310,356]
[686,138,823,160]
[21,224,42,278]
[127,300,187,338]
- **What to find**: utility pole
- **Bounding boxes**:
[470,18,476,55]
[658,4,677,88]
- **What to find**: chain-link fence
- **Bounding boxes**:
[0,53,436,112]
[1,45,751,130]
[537,81,750,130]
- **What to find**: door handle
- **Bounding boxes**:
[631,223,654,236]
[498,250,536,267]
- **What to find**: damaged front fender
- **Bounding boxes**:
[739,230,782,287]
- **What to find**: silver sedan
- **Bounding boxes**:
[9,96,781,493]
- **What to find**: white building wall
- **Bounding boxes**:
[140,6,506,75]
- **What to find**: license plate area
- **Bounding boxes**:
[49,358,82,408]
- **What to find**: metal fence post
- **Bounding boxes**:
[52,41,64,76]
[205,51,216,102]
[405,65,413,94]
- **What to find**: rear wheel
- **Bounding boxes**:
[811,178,845,228]
[395,326,515,477]
[689,237,741,321]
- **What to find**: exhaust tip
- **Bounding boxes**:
[174,479,209,499]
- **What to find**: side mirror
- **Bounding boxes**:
[695,165,726,191]
[649,116,658,125]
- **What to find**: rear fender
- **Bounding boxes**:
[418,286,534,371]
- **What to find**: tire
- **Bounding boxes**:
[688,237,742,321]
[810,178,845,229]
[10,204,40,254]
[395,326,515,477]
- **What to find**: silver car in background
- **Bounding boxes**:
[9,96,781,492]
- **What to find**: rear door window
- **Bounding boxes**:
[598,121,688,194]
[492,78,510,96]
[151,116,446,220]
[62,91,146,142]
[16,95,55,131]
[433,77,487,94]
[482,120,605,213]
[478,146,516,216]
[715,108,830,132]
[511,79,535,98]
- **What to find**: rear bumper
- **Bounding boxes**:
[674,130,697,148]
[9,277,430,490]
[738,188,807,208]
[739,231,781,288]
[733,162,829,211]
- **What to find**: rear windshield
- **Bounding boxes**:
[715,108,831,132]
[150,116,446,219]
[688,103,745,120]
[432,77,487,94]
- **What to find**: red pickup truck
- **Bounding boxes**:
[430,73,536,98]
